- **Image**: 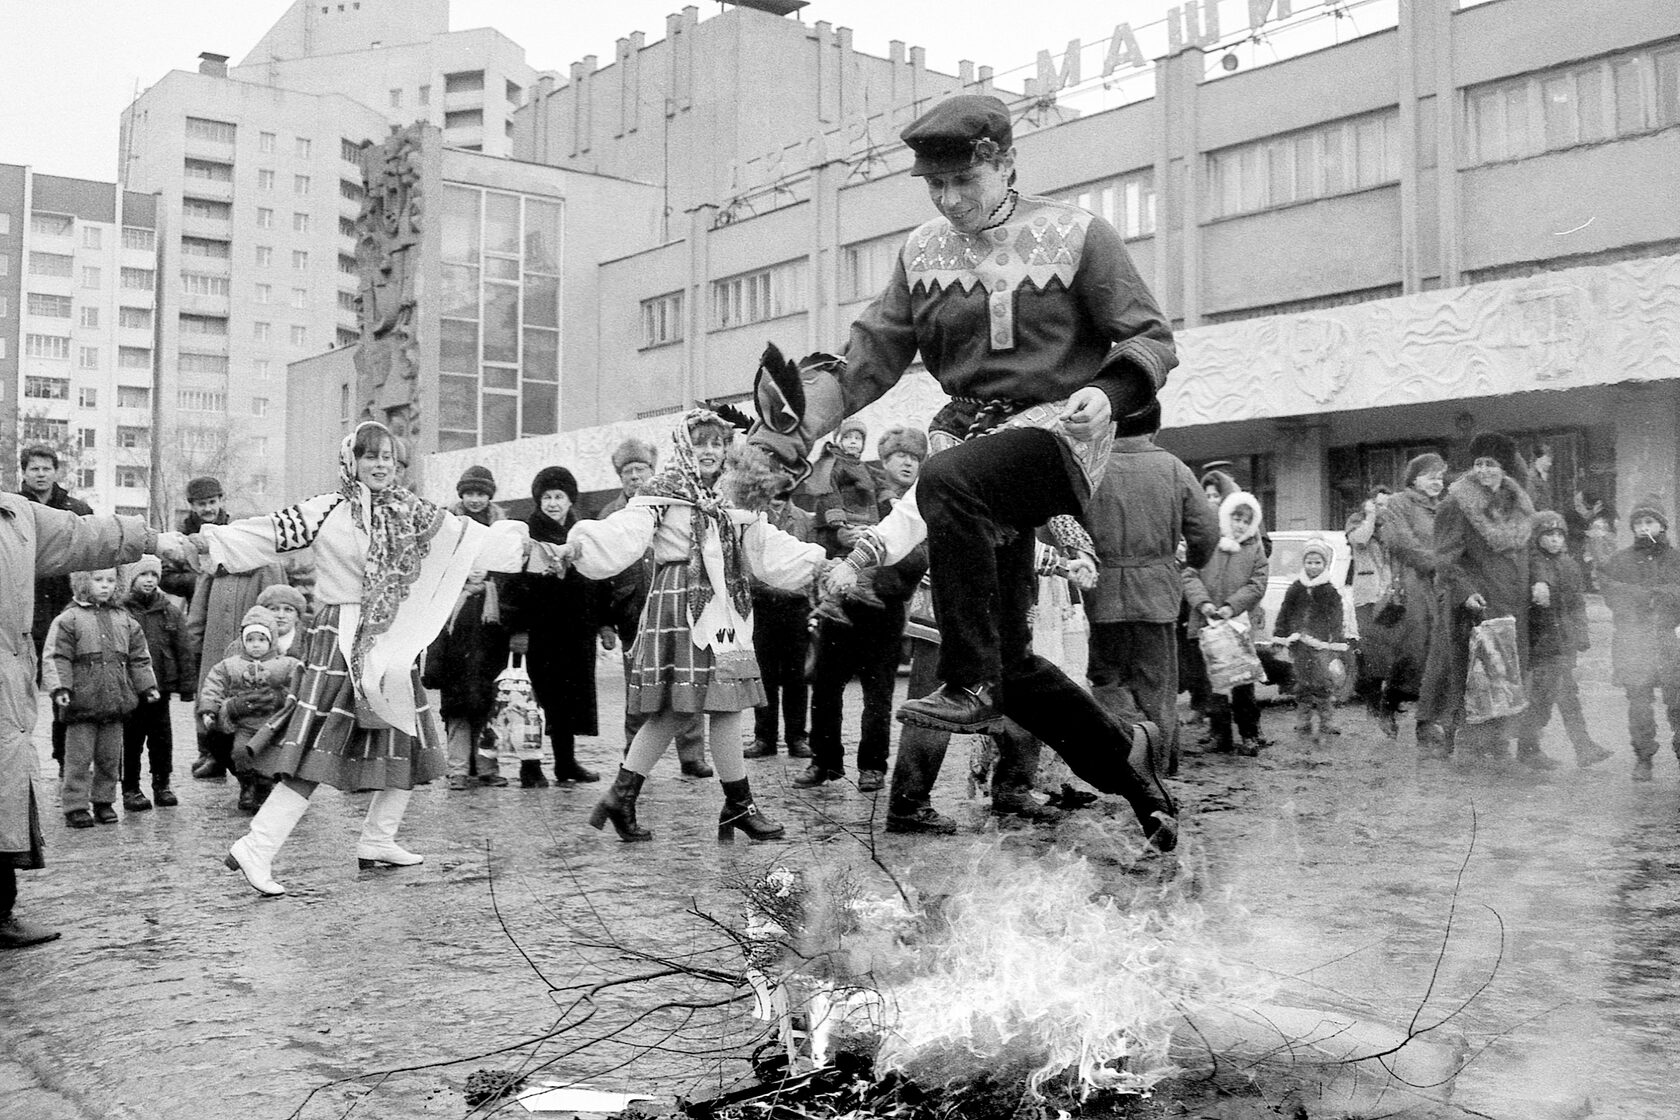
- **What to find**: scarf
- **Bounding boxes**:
[526,508,575,545]
[633,408,752,627]
[1448,473,1535,554]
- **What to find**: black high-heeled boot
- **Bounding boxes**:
[588,767,652,841]
[718,777,785,844]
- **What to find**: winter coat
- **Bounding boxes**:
[1183,491,1268,635]
[810,449,881,557]
[1085,436,1220,625]
[1528,547,1589,664]
[420,501,512,722]
[1344,505,1392,608]
[2,497,151,861]
[123,588,197,698]
[161,508,229,599]
[1370,486,1440,694]
[199,650,303,736]
[751,501,816,603]
[1275,573,1347,699]
[596,489,651,646]
[1418,473,1535,724]
[41,600,157,723]
[503,511,601,737]
[1598,538,1680,689]
[19,483,94,655]
[187,561,290,694]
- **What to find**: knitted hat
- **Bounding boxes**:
[1629,496,1669,532]
[531,465,579,504]
[1531,510,1567,540]
[610,437,658,475]
[1467,432,1527,484]
[186,476,223,503]
[1403,452,1447,487]
[456,464,496,498]
[1113,398,1163,438]
[240,605,277,644]
[877,425,929,463]
[1302,537,1334,565]
[123,555,163,585]
[837,417,868,444]
[256,583,307,616]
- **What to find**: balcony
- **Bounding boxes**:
[180,177,233,203]
[176,334,229,356]
[180,214,232,241]
[183,133,236,163]
[177,290,231,316]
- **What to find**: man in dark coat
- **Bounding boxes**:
[1084,401,1219,776]
[159,475,227,600]
[595,439,713,777]
[1598,498,1680,782]
[744,481,815,759]
[17,446,93,771]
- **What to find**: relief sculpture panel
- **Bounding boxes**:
[354,125,426,446]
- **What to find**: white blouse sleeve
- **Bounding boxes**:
[568,505,659,580]
[196,493,341,574]
[872,483,928,566]
[473,518,531,573]
[744,515,827,592]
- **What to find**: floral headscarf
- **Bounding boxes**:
[635,409,752,625]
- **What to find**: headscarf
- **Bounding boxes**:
[633,409,752,626]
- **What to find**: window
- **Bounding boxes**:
[445,109,483,130]
[78,387,98,408]
[445,70,485,94]
[81,266,102,289]
[252,437,270,457]
[117,386,150,408]
[255,282,272,304]
[116,466,149,490]
[119,307,150,330]
[840,234,908,302]
[178,314,227,336]
[256,246,274,267]
[294,174,312,195]
[259,131,276,153]
[31,212,73,237]
[252,397,270,417]
[22,418,68,444]
[122,227,153,251]
[181,272,230,296]
[291,287,308,309]
[340,179,364,202]
[253,321,272,342]
[183,159,233,182]
[293,212,311,233]
[26,334,71,359]
[186,116,236,143]
[341,138,363,163]
[1207,111,1400,219]
[418,84,430,105]
[339,216,358,238]
[1467,45,1680,167]
[256,207,275,229]
[507,80,523,105]
[178,353,227,375]
[76,468,96,489]
[118,346,151,368]
[77,427,96,450]
[289,325,308,347]
[117,426,149,449]
[390,88,403,108]
[184,198,231,225]
[25,375,70,399]
[177,389,227,412]
[339,253,358,275]
[337,289,359,312]
[82,306,103,328]
[640,291,684,347]
[295,137,312,158]
[83,227,102,250]
[0,212,10,235]
[258,169,275,191]
[711,261,808,329]
[29,252,73,277]
[292,250,309,271]
[180,237,231,259]
[27,293,72,317]
[78,346,99,370]
[121,267,154,290]
[336,326,359,348]
[253,359,272,380]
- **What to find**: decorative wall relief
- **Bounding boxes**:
[354,124,426,444]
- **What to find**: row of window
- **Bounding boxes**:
[27,215,150,251]
[22,341,153,371]
[20,297,152,331]
[189,116,323,161]
[185,159,317,197]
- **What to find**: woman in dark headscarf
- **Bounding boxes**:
[1370,452,1447,741]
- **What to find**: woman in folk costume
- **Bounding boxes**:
[557,410,828,844]
[192,422,551,896]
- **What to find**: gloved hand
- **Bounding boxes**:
[598,626,618,652]
[199,711,218,733]
[52,689,71,711]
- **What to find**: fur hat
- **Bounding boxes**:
[240,605,277,644]
[456,464,496,498]
[186,476,223,503]
[836,417,868,444]
[610,438,657,475]
[876,425,929,463]
[531,465,579,504]
[1467,432,1527,485]
[1629,496,1669,532]
[256,583,307,617]
[1302,536,1334,565]
[1531,510,1567,541]
[1403,452,1448,487]
[1113,398,1163,438]
[1217,491,1263,550]
[122,555,163,586]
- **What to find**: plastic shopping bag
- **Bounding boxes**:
[481,655,547,762]
[1200,617,1264,694]
[1464,615,1527,725]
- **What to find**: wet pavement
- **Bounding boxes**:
[4,605,1679,1120]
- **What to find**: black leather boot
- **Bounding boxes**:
[897,683,1004,733]
[718,777,785,843]
[588,767,652,841]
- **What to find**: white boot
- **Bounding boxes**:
[224,782,311,897]
[355,789,423,868]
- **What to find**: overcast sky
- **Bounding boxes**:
[0,0,1383,183]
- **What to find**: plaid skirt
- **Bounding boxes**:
[628,563,765,714]
[248,604,446,791]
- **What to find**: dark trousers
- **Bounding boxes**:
[1088,621,1178,772]
[752,593,810,746]
[810,602,906,775]
[0,865,15,920]
[1209,683,1261,742]
[889,638,1041,814]
[1518,653,1591,753]
[122,696,174,792]
[1625,680,1680,759]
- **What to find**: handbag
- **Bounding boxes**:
[481,654,547,761]
[1464,615,1527,724]
[1373,576,1407,626]
[1199,617,1263,694]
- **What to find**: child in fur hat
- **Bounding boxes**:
[198,606,303,812]
[1520,510,1610,769]
[120,555,196,811]
[1274,537,1348,741]
[1598,497,1680,781]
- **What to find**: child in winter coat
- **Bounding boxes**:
[1182,488,1270,755]
[809,417,886,620]
[1597,497,1680,782]
[43,569,159,827]
[198,606,303,812]
[1519,510,1611,770]
[255,583,308,659]
[1274,537,1348,741]
[119,556,196,811]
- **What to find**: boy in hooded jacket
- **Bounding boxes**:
[119,556,196,811]
[1274,537,1347,741]
[1598,498,1680,782]
[1519,510,1610,770]
[1183,488,1269,755]
[198,606,303,811]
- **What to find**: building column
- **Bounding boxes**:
[1272,419,1330,531]
[681,203,718,411]
[1612,383,1680,529]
